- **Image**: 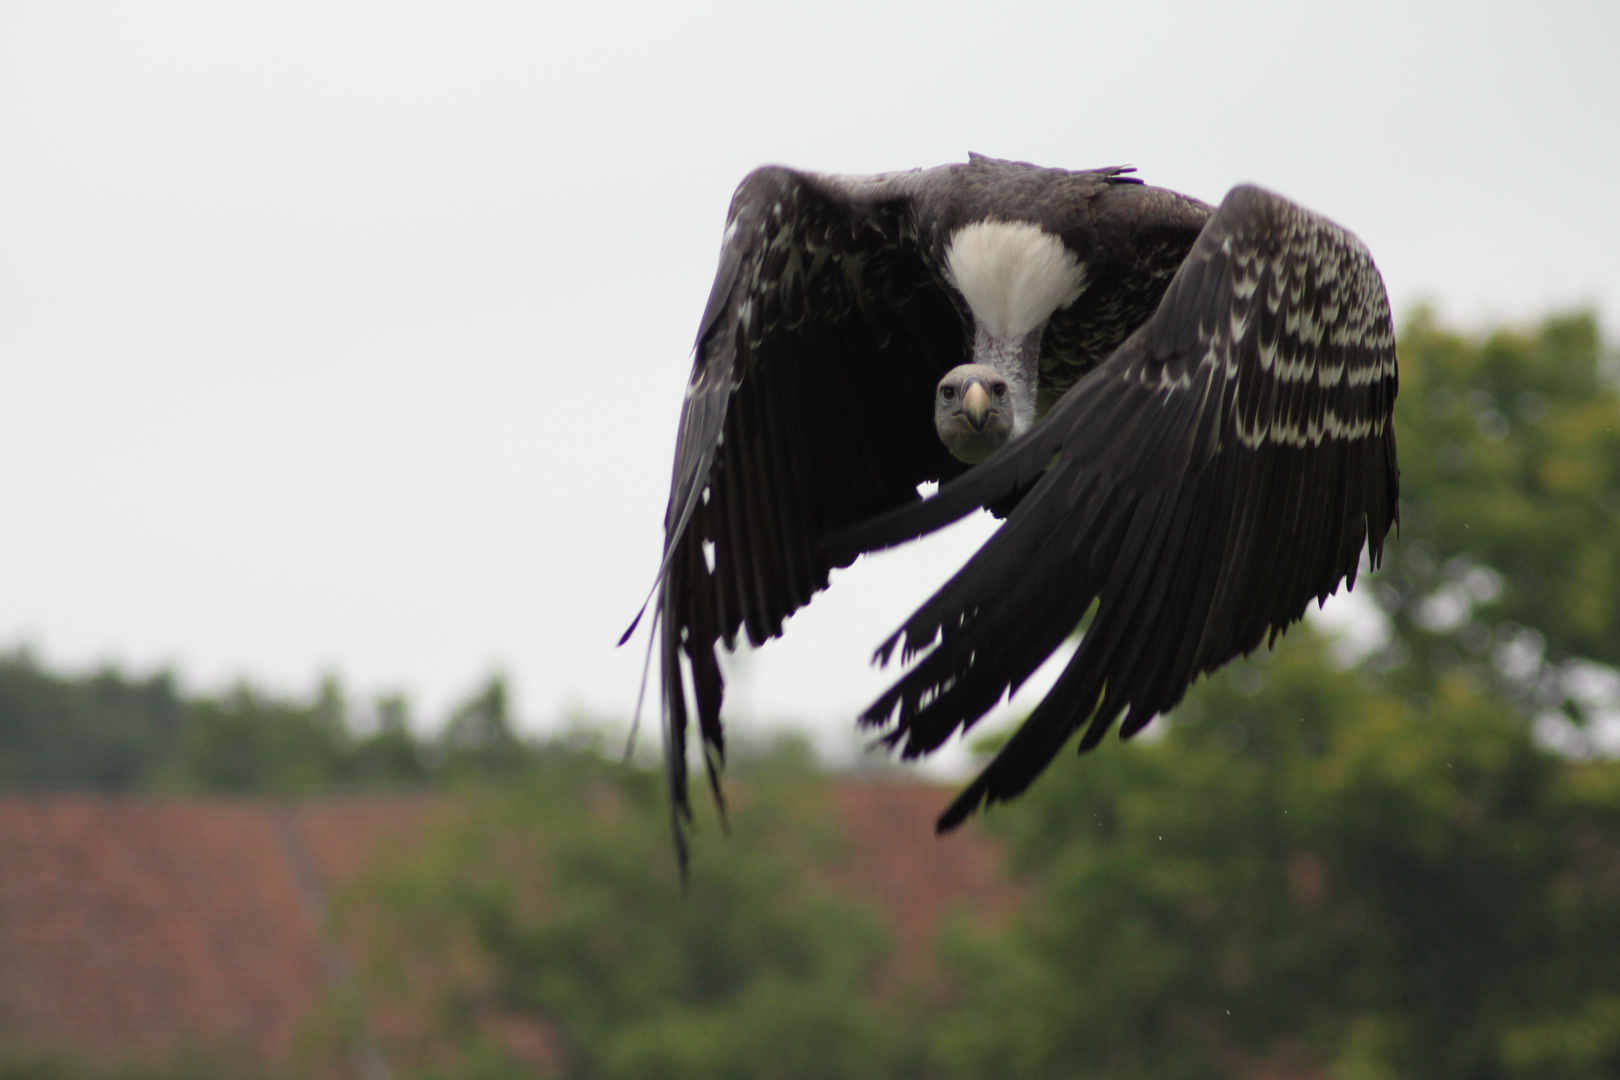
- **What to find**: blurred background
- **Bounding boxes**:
[3,2,1620,1078]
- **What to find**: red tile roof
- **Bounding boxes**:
[829,781,1018,992]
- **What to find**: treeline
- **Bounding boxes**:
[0,657,537,793]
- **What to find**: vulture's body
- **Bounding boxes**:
[631,155,1398,863]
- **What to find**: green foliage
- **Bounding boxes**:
[0,665,524,794]
[937,637,1620,1079]
[1376,310,1620,680]
[0,651,183,788]
[153,678,354,793]
[0,1050,262,1080]
[339,740,925,1080]
[437,675,531,783]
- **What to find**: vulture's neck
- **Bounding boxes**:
[944,220,1087,436]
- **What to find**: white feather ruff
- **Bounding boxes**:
[944,220,1088,339]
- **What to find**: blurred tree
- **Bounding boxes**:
[0,663,530,793]
[935,637,1620,1079]
[155,678,352,793]
[348,692,430,785]
[1373,311,1620,732]
[0,1054,245,1080]
[0,651,183,788]
[437,674,531,781]
[334,739,929,1080]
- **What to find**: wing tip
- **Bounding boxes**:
[617,606,646,647]
[935,787,983,834]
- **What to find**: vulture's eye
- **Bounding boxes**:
[993,383,1007,398]
[941,386,957,400]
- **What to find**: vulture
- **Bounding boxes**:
[627,154,1399,864]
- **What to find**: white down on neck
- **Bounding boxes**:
[944,220,1088,340]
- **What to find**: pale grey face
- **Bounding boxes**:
[935,363,1014,463]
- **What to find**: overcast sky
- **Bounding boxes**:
[1,1,1616,767]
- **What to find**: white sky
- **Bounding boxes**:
[1,1,1616,768]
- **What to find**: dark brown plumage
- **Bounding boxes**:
[628,157,1397,865]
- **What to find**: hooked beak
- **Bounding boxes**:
[962,381,991,432]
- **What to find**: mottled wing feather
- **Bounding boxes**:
[828,185,1399,831]
[1038,182,1215,398]
[655,165,969,862]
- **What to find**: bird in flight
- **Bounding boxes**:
[626,155,1398,865]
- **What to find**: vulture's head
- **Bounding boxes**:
[935,364,1013,463]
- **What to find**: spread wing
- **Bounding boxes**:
[828,185,1400,830]
[639,165,970,860]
